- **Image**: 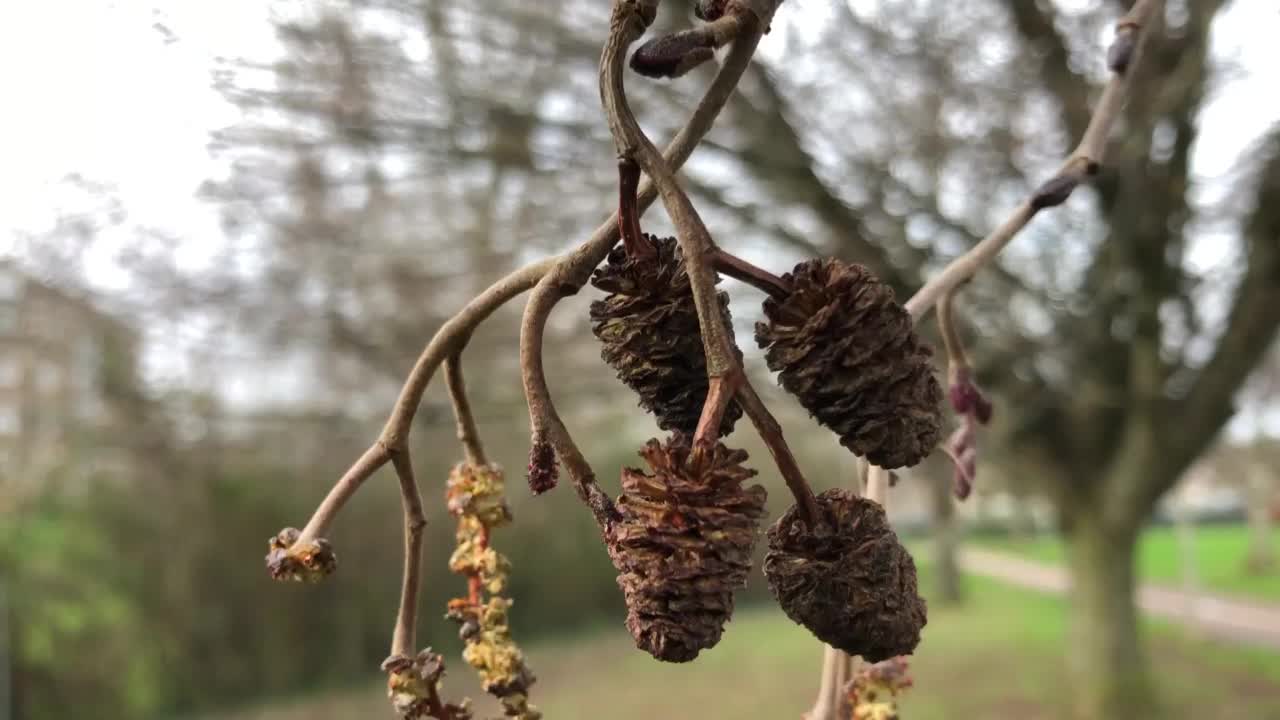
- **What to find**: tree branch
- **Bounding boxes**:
[598,0,817,524]
[293,259,554,546]
[445,355,487,467]
[711,247,791,298]
[904,0,1164,321]
[519,12,769,530]
[1117,130,1280,518]
[736,382,821,524]
[389,450,427,658]
[521,277,621,530]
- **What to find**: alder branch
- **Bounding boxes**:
[519,10,768,529]
[904,0,1164,321]
[521,281,620,529]
[599,0,817,524]
[736,382,822,523]
[292,24,778,670]
[937,288,970,377]
[389,450,427,658]
[293,259,554,546]
[445,355,488,467]
[617,156,652,260]
[711,247,791,298]
[600,0,737,379]
[300,12,771,545]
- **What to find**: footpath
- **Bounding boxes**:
[960,547,1280,650]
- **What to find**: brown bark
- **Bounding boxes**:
[927,460,964,606]
[1064,511,1157,720]
[1245,465,1277,574]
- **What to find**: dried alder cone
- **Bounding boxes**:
[755,258,943,469]
[764,489,926,662]
[607,433,767,662]
[590,234,742,436]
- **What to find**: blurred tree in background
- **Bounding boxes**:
[3,2,1279,720]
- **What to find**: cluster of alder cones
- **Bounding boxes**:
[587,232,940,663]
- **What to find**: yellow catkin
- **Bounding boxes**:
[848,657,913,720]
[445,463,540,720]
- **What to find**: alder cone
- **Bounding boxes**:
[754,258,942,469]
[764,489,926,662]
[590,234,742,436]
[607,434,767,662]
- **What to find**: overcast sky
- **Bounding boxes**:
[0,0,1277,425]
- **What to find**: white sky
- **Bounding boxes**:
[0,1,1278,421]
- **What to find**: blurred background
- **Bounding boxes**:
[1,1,1279,718]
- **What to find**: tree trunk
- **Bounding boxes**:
[1009,493,1037,543]
[928,464,964,605]
[1064,515,1157,720]
[1244,465,1276,574]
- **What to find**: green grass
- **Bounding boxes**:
[975,524,1280,602]
[198,565,1280,720]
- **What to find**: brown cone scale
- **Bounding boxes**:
[607,434,767,662]
[754,258,943,469]
[764,489,926,662]
[590,234,742,436]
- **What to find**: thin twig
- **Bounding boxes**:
[692,372,743,448]
[445,355,488,466]
[805,647,856,720]
[297,442,390,544]
[617,156,653,260]
[904,0,1163,321]
[865,465,891,505]
[600,0,818,522]
[295,259,554,545]
[389,450,427,658]
[600,0,738,380]
[383,259,557,447]
[521,282,621,530]
[936,287,970,378]
[712,247,791,298]
[520,15,768,529]
[736,382,821,524]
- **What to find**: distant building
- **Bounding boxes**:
[0,260,140,504]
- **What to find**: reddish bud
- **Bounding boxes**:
[949,369,994,425]
[630,31,717,79]
[949,380,974,415]
[1107,26,1137,74]
[1030,173,1080,210]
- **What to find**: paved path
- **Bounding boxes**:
[959,547,1280,651]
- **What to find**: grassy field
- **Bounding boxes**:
[975,524,1280,602]
[201,566,1280,720]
